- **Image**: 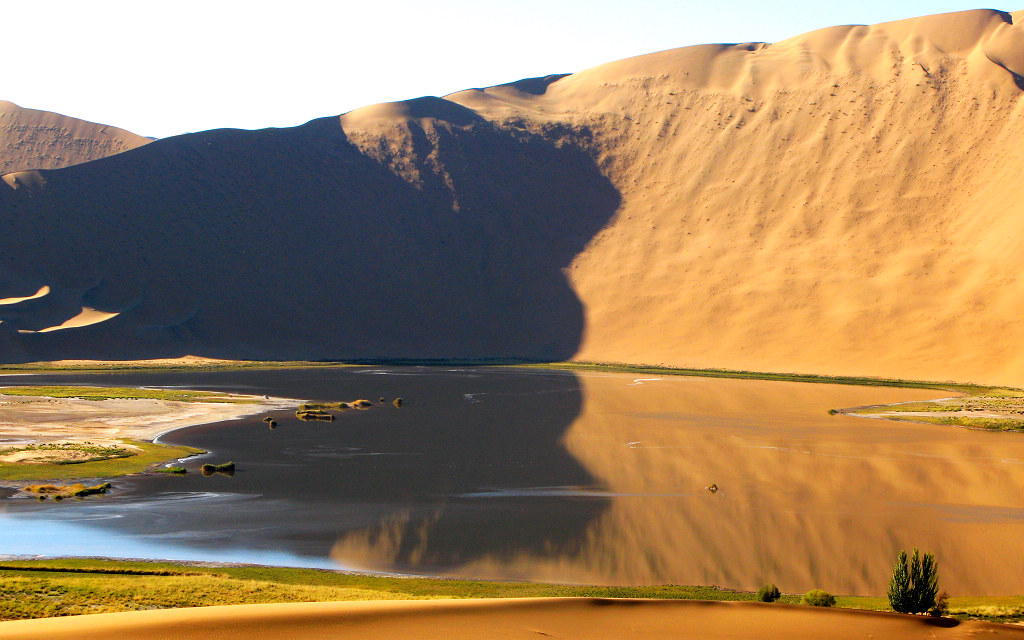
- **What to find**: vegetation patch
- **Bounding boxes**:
[519,362,993,394]
[3,558,1024,622]
[801,589,836,607]
[23,482,111,500]
[839,391,1024,432]
[0,385,254,404]
[200,461,235,476]
[0,440,204,482]
[154,466,187,474]
[296,410,335,422]
[0,442,133,465]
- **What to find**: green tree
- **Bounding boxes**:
[757,584,781,603]
[888,548,938,614]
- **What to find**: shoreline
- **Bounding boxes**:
[0,387,301,484]
[1,357,1009,394]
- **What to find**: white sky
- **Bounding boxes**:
[0,0,998,138]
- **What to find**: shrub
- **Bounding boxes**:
[929,591,949,617]
[802,590,835,607]
[757,584,781,602]
[393,398,403,407]
[155,466,187,474]
[201,462,235,476]
[296,410,334,422]
[888,548,938,614]
[351,399,373,408]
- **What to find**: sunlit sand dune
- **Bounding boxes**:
[0,101,149,174]
[4,9,1024,382]
[0,599,1019,640]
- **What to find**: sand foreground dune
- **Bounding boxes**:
[4,9,1024,384]
[0,599,1019,640]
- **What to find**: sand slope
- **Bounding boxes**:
[0,101,149,174]
[0,599,1019,640]
[3,10,1024,384]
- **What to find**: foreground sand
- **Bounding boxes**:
[0,598,1019,640]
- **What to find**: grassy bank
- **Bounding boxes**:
[0,361,350,375]
[0,359,1001,395]
[519,362,998,394]
[0,441,204,482]
[841,388,1024,432]
[0,386,254,403]
[0,559,1017,622]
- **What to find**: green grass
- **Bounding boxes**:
[915,416,1024,431]
[1,442,134,465]
[0,559,1022,623]
[0,385,254,403]
[844,393,1024,431]
[516,362,995,394]
[0,359,1003,395]
[0,441,205,481]
[0,361,355,375]
[0,559,781,621]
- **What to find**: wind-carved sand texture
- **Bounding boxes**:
[4,10,1024,384]
[0,101,150,174]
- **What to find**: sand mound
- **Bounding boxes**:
[0,599,1018,640]
[0,101,150,174]
[4,9,1024,384]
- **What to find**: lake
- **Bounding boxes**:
[2,367,1022,596]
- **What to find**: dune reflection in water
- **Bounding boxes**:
[331,374,1024,595]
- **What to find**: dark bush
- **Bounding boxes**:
[757,584,781,603]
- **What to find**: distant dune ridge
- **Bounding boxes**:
[0,101,150,174]
[3,9,1024,385]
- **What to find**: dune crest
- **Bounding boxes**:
[3,9,1024,384]
[0,101,150,174]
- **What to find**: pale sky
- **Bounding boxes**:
[0,0,999,138]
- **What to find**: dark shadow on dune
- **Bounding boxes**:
[0,101,620,362]
[6,368,607,575]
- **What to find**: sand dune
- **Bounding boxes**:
[0,101,149,174]
[0,599,1019,640]
[3,10,1024,384]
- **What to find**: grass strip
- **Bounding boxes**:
[0,441,204,482]
[0,385,253,403]
[517,362,999,394]
[0,559,1021,622]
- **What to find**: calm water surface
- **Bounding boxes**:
[2,367,1023,595]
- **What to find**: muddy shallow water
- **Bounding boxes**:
[1,367,1020,595]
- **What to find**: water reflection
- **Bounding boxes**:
[6,369,1024,595]
[2,368,609,571]
[328,374,1024,595]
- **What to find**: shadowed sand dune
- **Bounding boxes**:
[4,10,1024,384]
[0,101,150,174]
[0,599,1020,640]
